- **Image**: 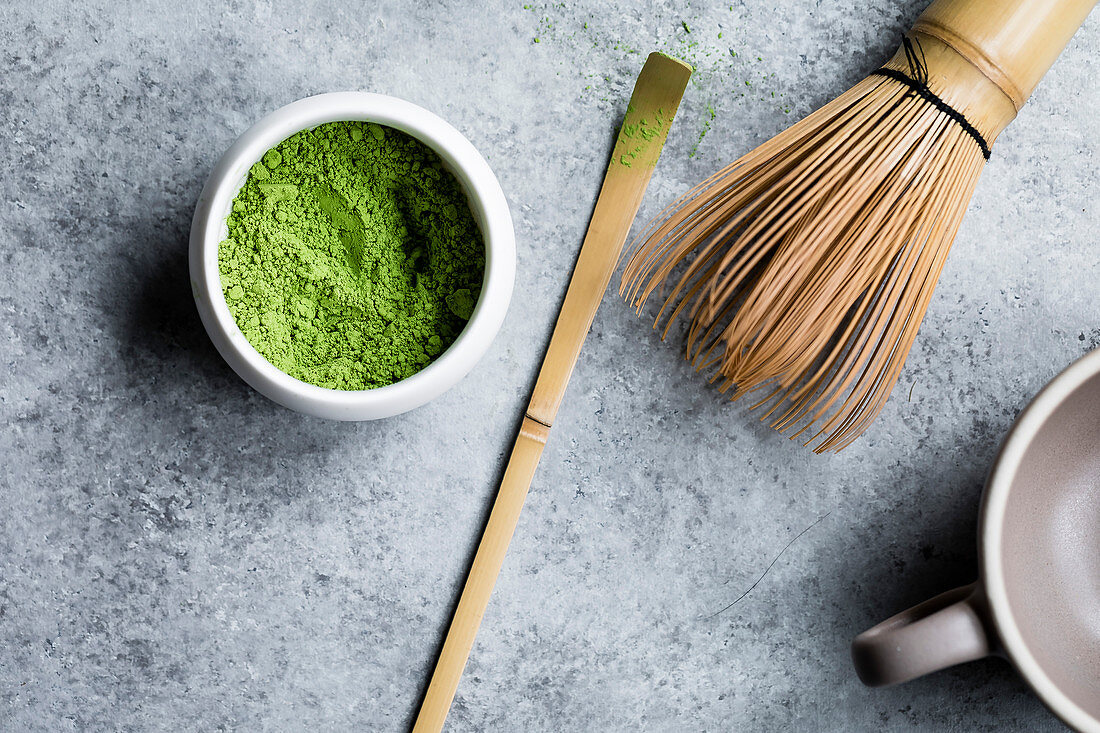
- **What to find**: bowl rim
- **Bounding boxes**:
[982,347,1100,733]
[189,91,515,420]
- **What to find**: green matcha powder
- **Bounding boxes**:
[219,120,485,390]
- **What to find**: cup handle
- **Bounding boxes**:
[852,582,995,686]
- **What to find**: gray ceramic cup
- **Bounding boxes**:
[853,348,1100,733]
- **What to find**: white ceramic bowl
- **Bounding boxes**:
[189,92,515,420]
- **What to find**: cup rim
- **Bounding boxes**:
[982,347,1100,733]
[188,92,515,419]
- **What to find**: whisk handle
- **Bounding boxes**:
[913,0,1097,110]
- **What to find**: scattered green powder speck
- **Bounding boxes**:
[521,3,790,155]
[219,121,485,391]
[614,104,670,169]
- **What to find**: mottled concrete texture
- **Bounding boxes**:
[2,1,1098,730]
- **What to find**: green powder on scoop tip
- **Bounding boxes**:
[218,120,486,390]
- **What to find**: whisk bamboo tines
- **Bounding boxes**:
[622,0,1097,452]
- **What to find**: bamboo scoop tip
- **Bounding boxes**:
[643,51,693,84]
[648,51,693,71]
[608,53,691,172]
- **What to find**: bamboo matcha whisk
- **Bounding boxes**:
[622,0,1096,452]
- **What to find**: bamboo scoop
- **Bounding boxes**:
[412,52,691,733]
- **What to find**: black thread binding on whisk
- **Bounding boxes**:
[870,36,991,160]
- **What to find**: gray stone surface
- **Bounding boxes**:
[2,1,1097,730]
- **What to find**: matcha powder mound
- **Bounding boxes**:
[218,120,486,390]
